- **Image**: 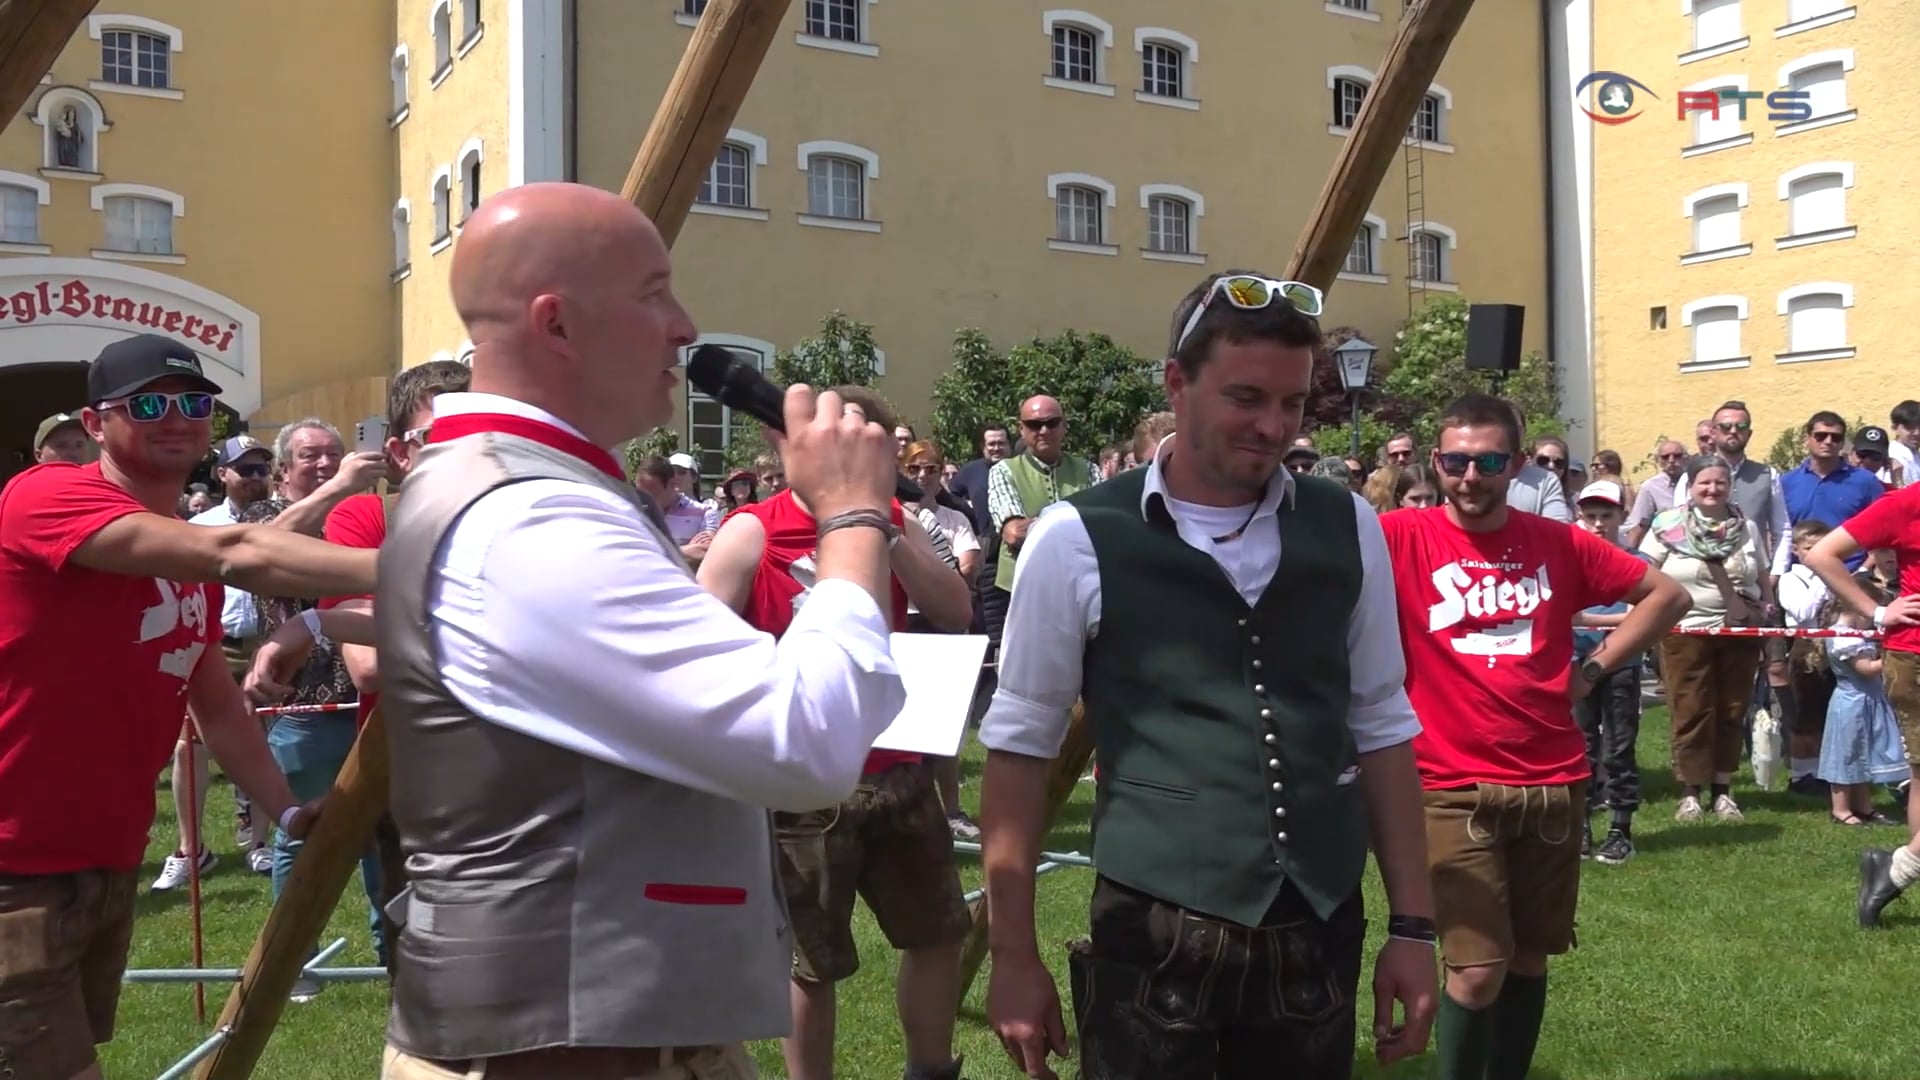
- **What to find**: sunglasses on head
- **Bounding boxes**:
[1436,450,1513,477]
[1022,416,1063,432]
[100,391,216,423]
[1174,275,1325,354]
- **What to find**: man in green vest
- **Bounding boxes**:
[986,395,1097,597]
[978,270,1439,1080]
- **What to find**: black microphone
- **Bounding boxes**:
[685,344,924,504]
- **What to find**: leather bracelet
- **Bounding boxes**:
[1386,914,1438,944]
[818,508,898,544]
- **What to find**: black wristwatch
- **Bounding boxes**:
[1578,657,1607,684]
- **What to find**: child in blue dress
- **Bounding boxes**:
[1813,594,1909,826]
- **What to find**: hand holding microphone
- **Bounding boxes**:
[686,345,923,505]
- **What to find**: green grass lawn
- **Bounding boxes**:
[107,706,1920,1079]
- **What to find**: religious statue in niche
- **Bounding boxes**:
[53,106,85,170]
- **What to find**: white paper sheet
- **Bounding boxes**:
[869,633,992,757]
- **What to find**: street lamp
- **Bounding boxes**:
[1333,337,1378,462]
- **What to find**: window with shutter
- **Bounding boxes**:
[1694,90,1741,144]
[1786,174,1844,234]
[1692,0,1742,49]
[1787,0,1845,21]
[1692,195,1742,251]
[1787,294,1845,352]
[1789,63,1846,116]
[1691,307,1741,362]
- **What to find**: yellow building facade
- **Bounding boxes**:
[1583,0,1920,469]
[0,2,394,463]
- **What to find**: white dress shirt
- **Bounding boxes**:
[1888,441,1914,487]
[1777,563,1829,629]
[190,499,259,638]
[980,437,1420,761]
[424,392,907,813]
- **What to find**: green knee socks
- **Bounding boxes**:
[1436,973,1549,1080]
[1436,991,1493,1080]
[1488,973,1549,1080]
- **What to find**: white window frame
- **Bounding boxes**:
[680,334,778,477]
[693,128,770,221]
[1775,282,1854,361]
[0,173,49,248]
[430,164,454,251]
[797,0,878,57]
[1776,161,1854,248]
[1777,0,1854,37]
[1133,27,1197,109]
[1047,172,1117,255]
[392,198,412,278]
[93,184,183,261]
[1409,84,1454,150]
[1042,10,1114,96]
[33,87,110,173]
[456,137,484,227]
[1327,65,1374,133]
[1680,0,1749,64]
[430,0,454,85]
[1679,182,1751,263]
[1680,73,1752,155]
[1339,212,1389,284]
[1680,294,1750,369]
[797,140,880,232]
[1407,221,1457,289]
[1325,0,1382,21]
[1776,49,1855,135]
[391,44,410,123]
[1139,183,1204,263]
[460,0,484,48]
[87,13,183,99]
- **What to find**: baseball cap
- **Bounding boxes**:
[1309,457,1351,483]
[86,334,223,403]
[1283,444,1321,463]
[1576,480,1624,507]
[667,452,698,471]
[33,412,81,449]
[1854,426,1890,454]
[217,435,271,466]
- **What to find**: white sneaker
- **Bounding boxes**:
[1712,793,1745,821]
[289,975,324,1003]
[150,847,216,892]
[247,846,273,875]
[1675,795,1704,822]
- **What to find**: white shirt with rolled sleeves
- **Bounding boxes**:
[979,439,1420,761]
[189,499,260,638]
[424,392,908,813]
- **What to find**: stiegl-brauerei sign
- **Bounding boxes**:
[0,276,241,355]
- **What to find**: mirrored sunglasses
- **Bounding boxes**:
[104,391,216,423]
[1175,276,1325,354]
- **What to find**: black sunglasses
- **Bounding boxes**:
[1437,451,1513,477]
[1809,431,1845,444]
[1535,455,1566,470]
[1021,417,1063,432]
[226,463,271,479]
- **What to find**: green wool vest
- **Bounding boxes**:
[994,454,1096,591]
[1074,469,1368,925]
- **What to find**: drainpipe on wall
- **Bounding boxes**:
[565,0,579,182]
[1539,0,1560,432]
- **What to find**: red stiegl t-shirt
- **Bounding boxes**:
[0,463,223,874]
[320,493,386,730]
[1380,506,1650,790]
[1839,483,1920,656]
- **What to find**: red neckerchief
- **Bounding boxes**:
[429,412,625,483]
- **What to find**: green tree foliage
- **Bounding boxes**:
[931,328,1167,461]
[620,425,699,478]
[1362,295,1565,455]
[724,312,887,471]
[1762,416,1871,474]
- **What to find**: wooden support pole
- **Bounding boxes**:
[0,0,97,135]
[620,0,793,248]
[193,710,392,1080]
[955,703,1093,1004]
[1284,0,1481,293]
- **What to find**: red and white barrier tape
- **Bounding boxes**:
[1600,625,1881,640]
[253,701,360,716]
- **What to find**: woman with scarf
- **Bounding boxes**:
[1640,455,1774,823]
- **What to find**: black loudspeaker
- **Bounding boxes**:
[1465,304,1525,373]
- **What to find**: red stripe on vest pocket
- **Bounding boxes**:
[643,883,748,906]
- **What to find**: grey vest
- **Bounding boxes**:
[377,432,791,1058]
[1728,459,1780,552]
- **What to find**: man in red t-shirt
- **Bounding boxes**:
[698,386,975,1080]
[0,334,377,1080]
[1380,394,1686,1080]
[1804,485,1920,928]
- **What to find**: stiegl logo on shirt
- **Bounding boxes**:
[1427,559,1554,666]
[139,578,209,685]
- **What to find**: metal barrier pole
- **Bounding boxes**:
[951,840,1095,869]
[156,1027,231,1080]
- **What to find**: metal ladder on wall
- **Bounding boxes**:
[1403,127,1428,317]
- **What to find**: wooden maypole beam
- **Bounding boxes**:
[622,0,794,248]
[195,3,796,1076]
[0,0,97,133]
[1284,0,1481,293]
